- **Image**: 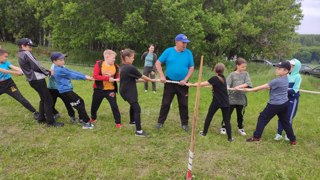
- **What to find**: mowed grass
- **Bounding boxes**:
[0,43,320,179]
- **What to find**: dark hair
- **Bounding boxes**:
[214,63,225,75]
[120,48,135,64]
[234,57,247,71]
[0,49,8,56]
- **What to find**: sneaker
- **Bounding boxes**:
[228,138,234,142]
[246,137,261,142]
[89,118,96,123]
[116,123,122,129]
[33,112,40,121]
[70,116,77,124]
[284,134,290,141]
[79,119,84,124]
[53,113,61,120]
[238,129,246,136]
[181,125,189,132]
[82,122,94,129]
[274,134,283,141]
[155,123,163,129]
[199,131,206,136]
[129,121,136,126]
[47,122,64,127]
[135,130,148,137]
[220,128,226,135]
[290,141,297,145]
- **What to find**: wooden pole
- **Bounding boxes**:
[186,56,204,180]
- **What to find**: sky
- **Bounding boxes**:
[296,0,320,34]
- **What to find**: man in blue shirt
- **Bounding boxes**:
[155,34,194,131]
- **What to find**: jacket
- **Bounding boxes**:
[92,60,119,92]
[53,65,86,93]
[288,58,302,98]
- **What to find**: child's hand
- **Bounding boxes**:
[114,78,120,82]
[109,77,115,82]
[86,75,94,81]
[14,71,24,76]
[150,71,155,75]
[150,79,157,82]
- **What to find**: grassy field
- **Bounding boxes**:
[0,43,320,179]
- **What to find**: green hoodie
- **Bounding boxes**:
[288,58,302,96]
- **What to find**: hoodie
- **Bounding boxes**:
[288,58,302,98]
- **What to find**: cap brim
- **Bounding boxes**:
[181,40,190,43]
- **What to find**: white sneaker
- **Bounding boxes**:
[220,128,226,135]
[284,134,290,141]
[274,134,283,141]
[238,129,246,136]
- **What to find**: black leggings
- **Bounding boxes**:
[129,102,142,131]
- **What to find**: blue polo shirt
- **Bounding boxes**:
[0,61,12,81]
[158,47,194,81]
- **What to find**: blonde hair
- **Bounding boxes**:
[103,49,117,57]
[120,48,135,64]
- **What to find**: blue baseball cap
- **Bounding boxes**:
[50,52,67,61]
[175,34,190,43]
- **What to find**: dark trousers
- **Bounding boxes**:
[0,78,36,113]
[253,101,296,141]
[143,66,156,91]
[203,100,232,139]
[221,105,244,129]
[49,89,75,117]
[91,89,121,124]
[277,97,299,135]
[129,102,142,131]
[29,79,55,124]
[60,91,90,123]
[158,83,189,125]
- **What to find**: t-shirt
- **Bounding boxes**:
[0,61,12,81]
[120,64,142,103]
[208,75,229,107]
[268,76,289,105]
[101,63,116,90]
[227,71,252,106]
[144,54,154,67]
[48,64,57,89]
[158,47,194,81]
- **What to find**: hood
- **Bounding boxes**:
[290,58,301,75]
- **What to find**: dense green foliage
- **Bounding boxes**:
[0,0,303,64]
[293,35,320,64]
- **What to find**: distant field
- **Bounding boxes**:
[0,43,319,179]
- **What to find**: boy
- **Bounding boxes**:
[0,49,39,119]
[90,49,121,128]
[244,61,296,145]
[17,38,64,127]
[51,52,94,129]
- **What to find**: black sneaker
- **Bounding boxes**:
[155,123,163,129]
[53,113,61,120]
[33,112,40,121]
[199,131,206,136]
[135,131,148,137]
[47,122,64,127]
[70,116,77,124]
[181,125,189,132]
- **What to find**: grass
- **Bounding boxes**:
[0,42,320,179]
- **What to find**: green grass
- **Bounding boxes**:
[1,43,320,179]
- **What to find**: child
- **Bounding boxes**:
[0,49,39,119]
[90,49,122,128]
[47,58,76,123]
[244,61,296,145]
[274,59,302,141]
[190,63,233,142]
[220,58,252,136]
[141,44,157,93]
[119,48,156,137]
[51,52,94,129]
[17,38,64,127]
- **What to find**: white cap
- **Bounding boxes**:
[289,59,295,65]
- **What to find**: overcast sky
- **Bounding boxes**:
[296,0,320,34]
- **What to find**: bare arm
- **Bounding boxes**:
[188,81,210,87]
[244,83,270,92]
[155,60,166,82]
[140,75,156,82]
[179,67,194,86]
[0,66,23,75]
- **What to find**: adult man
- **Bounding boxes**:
[17,38,64,127]
[155,34,194,131]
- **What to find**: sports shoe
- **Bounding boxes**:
[70,116,77,124]
[274,134,283,141]
[79,119,84,124]
[220,128,226,135]
[228,138,234,142]
[284,134,290,141]
[246,137,261,142]
[129,121,136,126]
[116,123,122,129]
[155,123,163,129]
[82,122,94,129]
[89,118,96,123]
[135,130,148,137]
[33,112,40,121]
[47,122,64,127]
[199,131,206,136]
[290,141,297,145]
[181,125,189,132]
[53,113,61,120]
[238,129,246,136]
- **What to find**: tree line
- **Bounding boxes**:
[0,0,303,64]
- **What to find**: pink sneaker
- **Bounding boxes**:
[116,124,122,129]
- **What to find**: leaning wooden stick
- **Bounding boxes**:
[186,56,204,180]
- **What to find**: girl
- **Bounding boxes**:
[190,63,233,142]
[141,44,157,93]
[220,57,252,136]
[119,48,156,137]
